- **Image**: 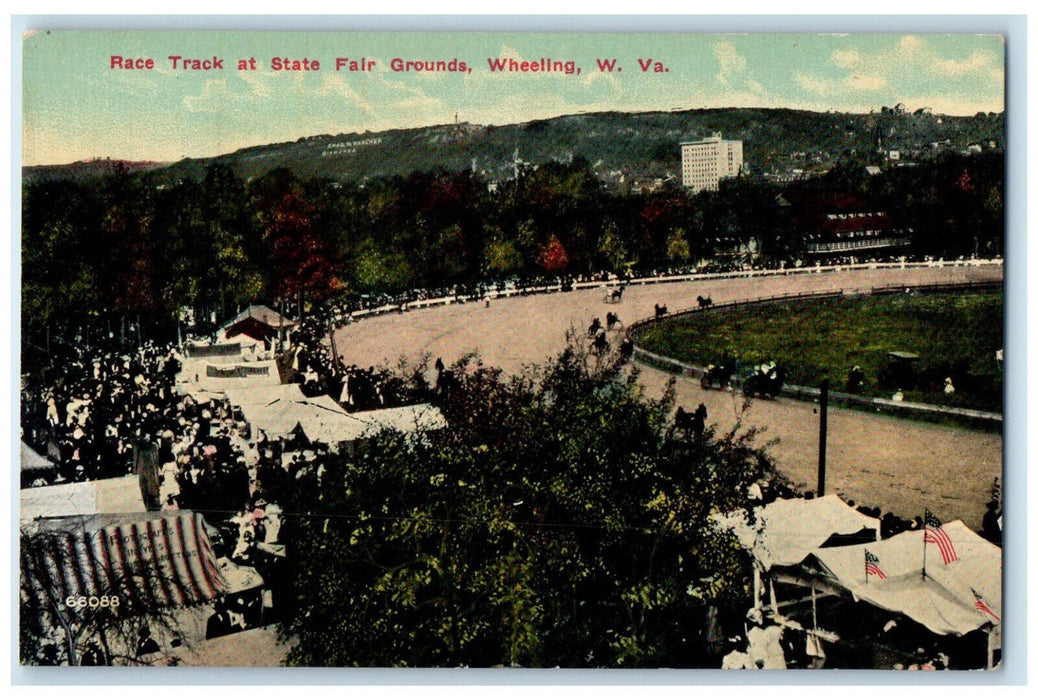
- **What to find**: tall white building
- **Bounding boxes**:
[680,133,743,192]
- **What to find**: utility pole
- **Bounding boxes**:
[328,314,340,369]
[817,379,829,496]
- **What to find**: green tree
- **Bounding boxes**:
[665,228,692,263]
[21,179,100,346]
[281,350,775,667]
[598,220,632,273]
[484,236,523,277]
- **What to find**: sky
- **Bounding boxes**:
[20,30,1006,165]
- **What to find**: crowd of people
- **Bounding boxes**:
[21,338,184,486]
[19,315,417,663]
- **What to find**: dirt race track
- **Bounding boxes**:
[333,265,1004,530]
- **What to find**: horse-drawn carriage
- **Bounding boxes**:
[603,284,626,304]
[700,358,783,399]
[700,361,735,390]
[742,361,783,399]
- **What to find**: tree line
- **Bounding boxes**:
[22,151,1003,346]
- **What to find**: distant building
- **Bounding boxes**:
[777,191,911,258]
[680,133,743,192]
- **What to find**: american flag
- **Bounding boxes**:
[924,509,958,564]
[971,587,1000,621]
[865,549,887,580]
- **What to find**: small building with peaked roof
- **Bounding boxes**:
[218,304,297,346]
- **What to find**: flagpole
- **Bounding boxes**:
[922,510,928,581]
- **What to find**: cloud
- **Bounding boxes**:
[900,35,924,53]
[831,49,861,69]
[833,36,1001,85]
[579,68,622,92]
[238,69,273,98]
[795,72,835,95]
[796,71,886,96]
[713,41,746,86]
[182,79,230,113]
[745,79,767,97]
[369,74,443,113]
[395,94,442,111]
[313,73,374,112]
[933,50,998,76]
[924,94,1004,116]
[846,74,887,91]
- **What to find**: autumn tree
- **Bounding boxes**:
[538,234,570,273]
[250,169,344,315]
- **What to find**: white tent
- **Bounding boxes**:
[714,495,881,571]
[345,403,448,439]
[183,342,245,365]
[177,359,281,398]
[292,397,371,444]
[20,441,54,471]
[223,383,307,410]
[227,387,447,446]
[226,386,363,442]
[807,520,1001,637]
[20,475,146,522]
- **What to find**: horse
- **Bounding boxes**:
[697,295,713,309]
[619,337,634,362]
[675,403,707,439]
[674,406,694,433]
[692,403,707,439]
[436,367,460,394]
[606,312,620,330]
[591,329,609,355]
[607,285,626,303]
[654,303,668,319]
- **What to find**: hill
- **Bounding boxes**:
[23,158,165,184]
[24,107,1004,188]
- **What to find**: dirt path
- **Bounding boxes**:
[333,265,1003,530]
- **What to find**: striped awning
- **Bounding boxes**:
[20,511,228,613]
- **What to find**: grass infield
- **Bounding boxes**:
[637,291,1003,413]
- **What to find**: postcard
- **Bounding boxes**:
[18,28,1005,671]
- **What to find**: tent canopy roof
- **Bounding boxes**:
[807,520,1001,636]
[20,441,54,471]
[20,475,146,523]
[714,494,881,571]
[177,359,282,397]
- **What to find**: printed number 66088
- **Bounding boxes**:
[64,595,120,609]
